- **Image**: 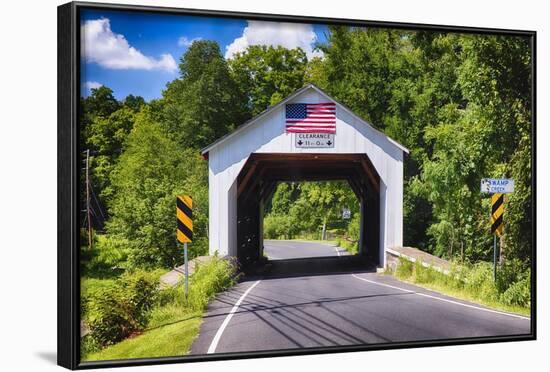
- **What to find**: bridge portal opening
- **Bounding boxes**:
[236,153,381,269]
[262,180,360,261]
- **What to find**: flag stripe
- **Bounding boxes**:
[286,128,336,133]
[286,102,336,134]
[286,120,336,123]
[286,124,336,128]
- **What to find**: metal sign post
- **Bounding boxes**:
[493,235,497,282]
[491,192,504,281]
[177,195,193,298]
[184,242,188,297]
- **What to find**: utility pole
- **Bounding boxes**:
[85,149,93,250]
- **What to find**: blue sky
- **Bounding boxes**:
[80,9,329,101]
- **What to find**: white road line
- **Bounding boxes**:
[351,274,530,320]
[207,280,261,354]
[334,246,341,257]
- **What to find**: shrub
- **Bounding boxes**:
[347,213,361,242]
[85,270,161,347]
[464,262,499,302]
[336,238,358,255]
[81,234,129,278]
[263,214,298,239]
[95,235,130,267]
[496,258,529,293]
[118,270,161,327]
[81,278,116,319]
[500,269,531,307]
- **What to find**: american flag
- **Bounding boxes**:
[285,102,336,133]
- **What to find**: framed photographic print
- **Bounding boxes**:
[58,1,536,369]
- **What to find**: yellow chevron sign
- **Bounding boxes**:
[177,195,193,243]
[491,193,504,237]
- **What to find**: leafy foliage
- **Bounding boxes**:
[83,270,161,347]
[106,108,208,268]
[229,45,308,114]
[264,181,359,240]
[161,40,249,149]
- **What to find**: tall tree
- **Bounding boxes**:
[229,45,308,115]
[122,94,146,112]
[80,86,121,146]
[86,106,137,202]
[161,40,249,149]
[107,107,209,268]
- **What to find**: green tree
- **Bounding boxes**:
[123,94,146,112]
[265,181,358,240]
[82,86,121,120]
[107,107,208,268]
[411,34,532,262]
[86,106,137,201]
[161,40,249,149]
[229,45,308,115]
[80,86,122,149]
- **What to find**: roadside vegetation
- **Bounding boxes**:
[81,254,236,361]
[389,257,530,316]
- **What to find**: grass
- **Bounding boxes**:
[81,256,236,361]
[388,257,531,317]
[82,311,202,361]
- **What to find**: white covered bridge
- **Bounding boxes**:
[201,84,408,268]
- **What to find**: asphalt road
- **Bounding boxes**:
[263,239,349,260]
[190,241,530,355]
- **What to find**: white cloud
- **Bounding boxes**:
[178,36,202,47]
[224,21,324,60]
[85,81,103,90]
[81,18,177,72]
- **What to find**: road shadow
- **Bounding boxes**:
[242,255,377,280]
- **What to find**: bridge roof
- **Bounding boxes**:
[200,84,409,156]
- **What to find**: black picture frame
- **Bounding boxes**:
[58,1,537,369]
